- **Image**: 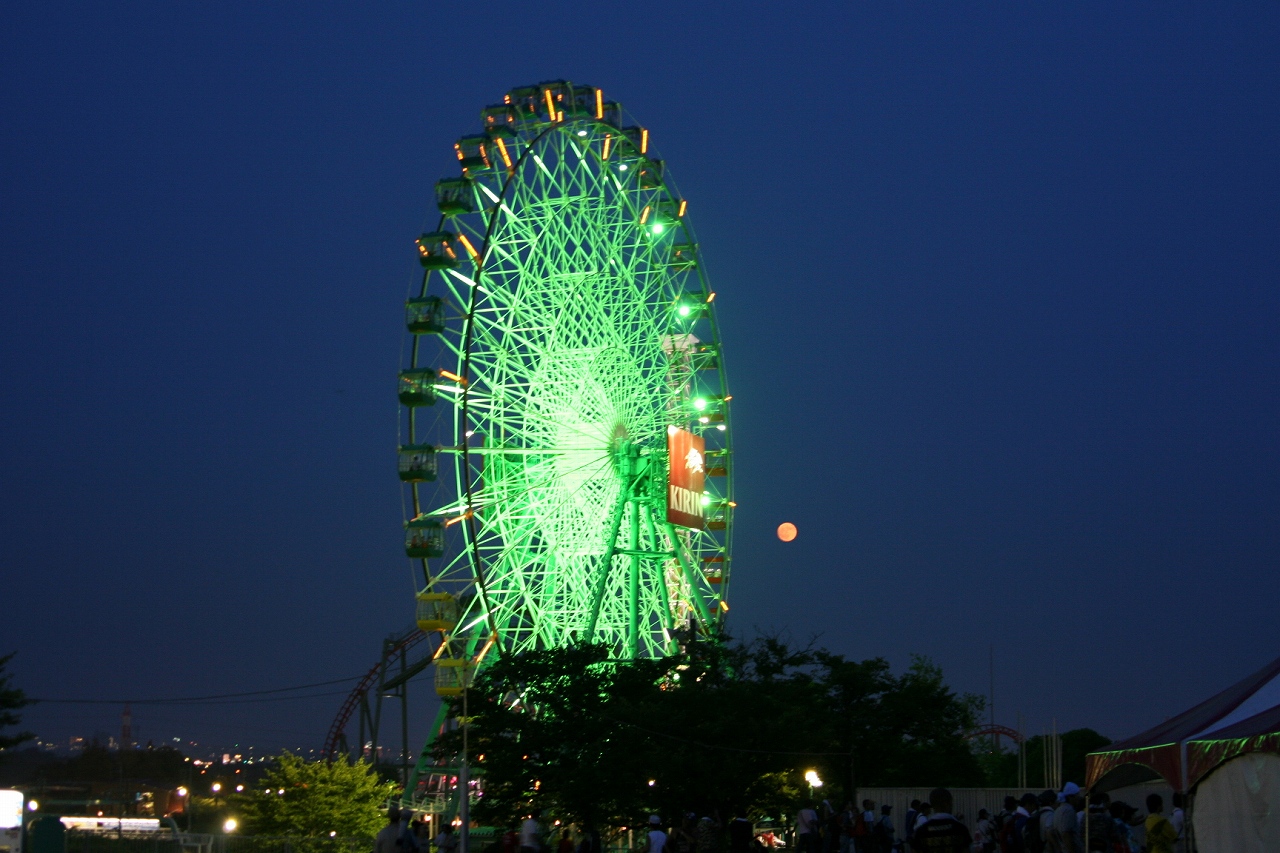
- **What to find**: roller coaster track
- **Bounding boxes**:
[322,628,430,760]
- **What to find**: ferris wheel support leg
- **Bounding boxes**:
[402,701,453,809]
[585,489,628,641]
[664,522,715,629]
[628,498,640,659]
[646,507,676,651]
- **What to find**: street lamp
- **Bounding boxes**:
[804,770,823,798]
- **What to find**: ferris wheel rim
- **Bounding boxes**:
[405,86,734,664]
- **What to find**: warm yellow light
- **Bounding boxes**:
[211,783,222,793]
[804,770,823,787]
[602,135,612,160]
[677,200,687,218]
[595,89,604,119]
[176,787,189,797]
[223,819,238,833]
[639,206,651,224]
[544,89,555,118]
[27,800,39,811]
[640,128,649,154]
[457,233,480,262]
[777,522,798,543]
[439,369,468,385]
[495,137,513,169]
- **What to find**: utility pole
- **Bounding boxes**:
[989,645,996,754]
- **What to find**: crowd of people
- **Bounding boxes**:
[968,785,1185,853]
[374,782,1187,853]
[788,783,1188,853]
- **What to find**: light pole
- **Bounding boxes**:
[804,770,823,799]
[459,661,471,853]
[175,787,190,832]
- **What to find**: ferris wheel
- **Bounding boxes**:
[397,81,732,805]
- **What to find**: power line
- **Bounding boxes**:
[33,676,362,705]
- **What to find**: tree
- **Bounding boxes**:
[0,653,33,758]
[441,636,987,830]
[436,643,673,834]
[227,753,395,841]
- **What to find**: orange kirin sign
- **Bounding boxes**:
[667,426,705,529]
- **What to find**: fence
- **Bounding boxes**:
[66,832,375,853]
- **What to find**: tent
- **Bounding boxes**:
[1086,654,1280,851]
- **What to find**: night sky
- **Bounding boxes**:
[3,3,1278,758]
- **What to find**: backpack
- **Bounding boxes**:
[1022,810,1044,853]
[998,816,1020,852]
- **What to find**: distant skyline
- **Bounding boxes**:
[3,2,1278,757]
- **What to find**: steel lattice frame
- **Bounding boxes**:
[399,82,732,808]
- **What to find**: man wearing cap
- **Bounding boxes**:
[1051,784,1082,853]
[644,816,669,853]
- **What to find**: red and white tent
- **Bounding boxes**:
[1086,655,1280,851]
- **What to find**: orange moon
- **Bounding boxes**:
[777,522,798,542]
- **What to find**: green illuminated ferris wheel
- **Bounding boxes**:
[397,81,732,801]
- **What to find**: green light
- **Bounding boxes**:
[693,398,707,411]
[677,304,691,317]
[651,222,664,235]
[700,494,712,507]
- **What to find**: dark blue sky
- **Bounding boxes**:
[3,2,1278,756]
